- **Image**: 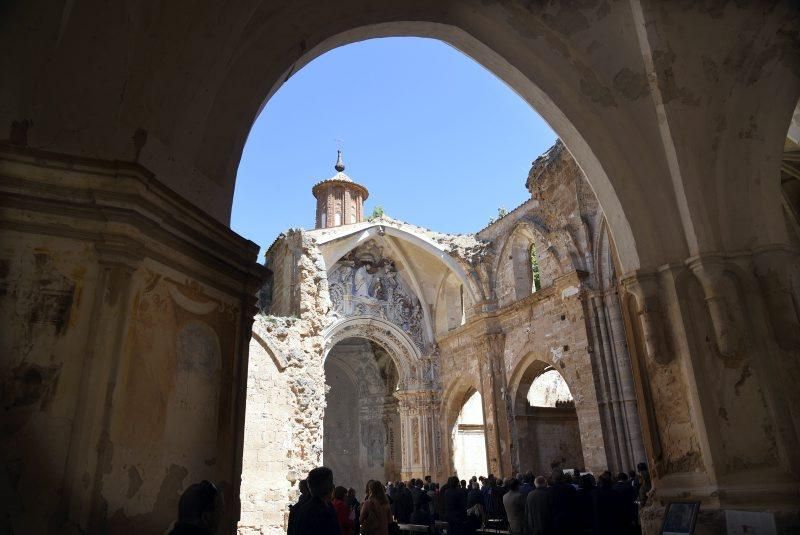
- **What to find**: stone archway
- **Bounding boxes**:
[323,337,402,494]
[511,360,585,474]
[508,353,605,474]
[3,4,800,533]
[323,317,421,389]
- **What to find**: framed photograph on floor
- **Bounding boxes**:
[661,501,700,535]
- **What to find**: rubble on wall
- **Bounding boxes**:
[240,232,332,534]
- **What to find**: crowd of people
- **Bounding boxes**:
[287,462,652,535]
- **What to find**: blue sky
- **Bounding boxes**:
[232,37,556,252]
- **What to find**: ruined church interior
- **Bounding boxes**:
[2,2,800,534]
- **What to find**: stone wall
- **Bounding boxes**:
[239,336,294,534]
[0,146,266,534]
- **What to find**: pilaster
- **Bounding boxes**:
[395,389,441,481]
[476,331,513,477]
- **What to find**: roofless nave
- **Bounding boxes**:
[2,2,799,534]
[239,145,648,532]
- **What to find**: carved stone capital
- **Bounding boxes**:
[477,331,506,358]
[621,272,671,365]
[687,256,742,359]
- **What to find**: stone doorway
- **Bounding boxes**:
[323,337,402,493]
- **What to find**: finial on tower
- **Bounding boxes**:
[335,149,345,173]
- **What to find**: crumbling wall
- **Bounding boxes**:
[239,231,331,534]
[239,336,294,534]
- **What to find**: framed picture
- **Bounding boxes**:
[661,501,700,535]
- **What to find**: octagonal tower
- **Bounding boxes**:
[312,151,369,229]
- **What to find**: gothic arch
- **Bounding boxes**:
[494,220,566,298]
[323,316,422,388]
[507,352,560,416]
[320,221,481,304]
[440,374,482,476]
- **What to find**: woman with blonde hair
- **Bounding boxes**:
[360,480,393,535]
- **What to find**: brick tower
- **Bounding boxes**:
[312,151,369,229]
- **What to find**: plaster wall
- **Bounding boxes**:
[0,148,266,534]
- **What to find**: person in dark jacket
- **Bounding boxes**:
[575,473,595,533]
[347,488,361,535]
[288,466,341,535]
[410,499,433,526]
[519,472,534,497]
[592,472,625,535]
[525,476,552,535]
[492,478,508,524]
[444,476,468,535]
[466,481,483,508]
[169,480,223,535]
[393,481,413,523]
[287,480,311,535]
[613,473,638,533]
[410,479,425,510]
[548,469,577,534]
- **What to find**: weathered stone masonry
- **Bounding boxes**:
[240,142,647,532]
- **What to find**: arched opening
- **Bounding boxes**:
[514,361,585,474]
[530,243,541,293]
[451,390,488,480]
[324,337,401,493]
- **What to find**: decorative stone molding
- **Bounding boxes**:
[687,255,743,360]
[621,273,672,365]
[328,240,430,352]
[395,389,442,479]
[752,247,800,351]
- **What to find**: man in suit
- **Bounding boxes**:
[525,476,552,535]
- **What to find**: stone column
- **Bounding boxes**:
[621,251,800,532]
[476,332,514,477]
[603,290,646,468]
[395,389,441,481]
[587,292,629,473]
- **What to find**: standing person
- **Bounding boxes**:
[444,476,468,535]
[393,481,413,523]
[466,481,484,534]
[492,477,508,525]
[168,480,223,535]
[287,479,311,535]
[333,486,354,535]
[360,480,393,535]
[519,473,534,497]
[347,488,361,535]
[525,476,552,535]
[549,469,577,534]
[289,466,341,535]
[410,479,424,511]
[592,472,624,535]
[636,463,652,507]
[502,478,525,535]
[387,482,398,519]
[410,494,433,526]
[426,482,437,517]
[613,473,638,533]
[575,473,595,534]
[480,476,494,520]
